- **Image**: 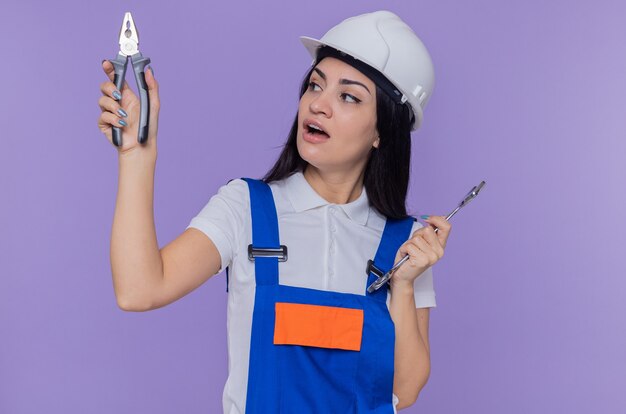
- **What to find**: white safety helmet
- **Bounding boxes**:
[300,10,435,131]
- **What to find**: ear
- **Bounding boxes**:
[373,136,380,149]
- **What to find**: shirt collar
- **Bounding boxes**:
[284,171,370,226]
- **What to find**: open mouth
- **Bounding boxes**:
[306,125,329,137]
[304,121,330,138]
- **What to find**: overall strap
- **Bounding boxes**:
[366,216,415,301]
[225,178,236,292]
[241,178,282,286]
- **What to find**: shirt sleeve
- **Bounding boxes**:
[185,178,249,274]
[410,220,437,308]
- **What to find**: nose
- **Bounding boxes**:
[309,91,332,118]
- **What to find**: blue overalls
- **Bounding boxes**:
[241,178,414,413]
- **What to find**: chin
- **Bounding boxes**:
[297,138,326,169]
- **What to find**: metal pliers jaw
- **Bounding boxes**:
[109,12,151,147]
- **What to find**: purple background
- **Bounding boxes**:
[2,0,625,412]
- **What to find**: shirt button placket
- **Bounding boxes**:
[329,206,337,279]
[328,207,338,277]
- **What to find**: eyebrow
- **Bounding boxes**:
[313,67,371,95]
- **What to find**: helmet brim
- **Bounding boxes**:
[299,35,423,131]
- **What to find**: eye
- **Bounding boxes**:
[341,93,361,104]
[308,81,321,91]
[307,81,361,104]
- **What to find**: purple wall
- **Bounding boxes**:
[2,0,625,412]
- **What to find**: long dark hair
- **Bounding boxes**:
[262,53,414,219]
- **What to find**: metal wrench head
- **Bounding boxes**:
[118,12,140,56]
[459,181,486,208]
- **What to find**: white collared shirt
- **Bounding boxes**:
[186,171,436,414]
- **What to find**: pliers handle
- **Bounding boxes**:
[109,12,151,147]
[110,52,150,146]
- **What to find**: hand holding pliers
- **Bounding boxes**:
[107,12,151,147]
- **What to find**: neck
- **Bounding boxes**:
[303,164,365,205]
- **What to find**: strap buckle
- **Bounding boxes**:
[366,259,384,278]
[248,244,288,262]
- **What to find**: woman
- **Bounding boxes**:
[98,10,451,414]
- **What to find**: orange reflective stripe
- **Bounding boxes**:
[273,302,364,351]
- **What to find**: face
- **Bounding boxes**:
[297,57,379,173]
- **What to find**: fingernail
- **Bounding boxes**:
[118,119,127,126]
[117,108,128,117]
[420,215,430,219]
[101,59,107,66]
[113,90,122,100]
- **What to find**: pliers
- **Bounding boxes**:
[107,12,151,147]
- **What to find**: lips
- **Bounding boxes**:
[302,118,330,138]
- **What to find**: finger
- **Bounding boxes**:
[409,235,439,265]
[399,240,431,268]
[98,95,128,118]
[144,66,160,139]
[101,59,131,92]
[145,66,160,108]
[416,226,444,259]
[423,215,451,247]
[99,111,127,130]
[100,79,125,102]
[424,215,451,232]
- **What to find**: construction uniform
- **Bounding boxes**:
[187,171,436,413]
